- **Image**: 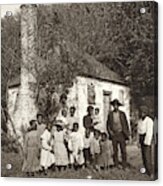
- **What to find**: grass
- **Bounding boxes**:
[1,145,152,181]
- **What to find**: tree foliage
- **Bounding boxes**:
[36,2,157,100]
[1,2,157,116]
[1,14,21,107]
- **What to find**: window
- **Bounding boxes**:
[87,83,96,104]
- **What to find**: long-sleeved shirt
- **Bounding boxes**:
[138,116,154,146]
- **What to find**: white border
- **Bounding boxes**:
[0,0,162,186]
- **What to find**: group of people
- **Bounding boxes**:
[22,98,156,179]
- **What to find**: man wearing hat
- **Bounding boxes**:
[107,99,130,169]
[137,105,154,178]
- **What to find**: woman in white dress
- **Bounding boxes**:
[40,123,55,174]
[52,122,69,171]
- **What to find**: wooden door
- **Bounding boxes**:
[103,91,112,129]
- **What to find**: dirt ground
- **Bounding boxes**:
[1,145,153,181]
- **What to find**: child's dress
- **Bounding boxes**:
[90,137,100,165]
[93,115,104,131]
[40,129,55,169]
[53,130,69,166]
[22,130,40,172]
[68,131,84,165]
[93,115,101,125]
[98,139,113,167]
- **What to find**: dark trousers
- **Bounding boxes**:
[83,148,91,164]
[112,132,127,168]
[139,134,152,176]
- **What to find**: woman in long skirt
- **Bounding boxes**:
[52,122,69,171]
[22,120,40,176]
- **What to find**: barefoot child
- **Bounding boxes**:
[98,132,113,171]
[90,129,101,171]
[22,120,40,176]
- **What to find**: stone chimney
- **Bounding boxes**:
[20,4,37,85]
[12,4,38,138]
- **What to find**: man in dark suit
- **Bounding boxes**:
[107,99,130,169]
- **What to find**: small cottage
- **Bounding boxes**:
[8,55,130,135]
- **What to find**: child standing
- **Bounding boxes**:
[22,120,40,176]
[98,132,113,171]
[68,123,84,169]
[83,128,92,167]
[40,123,55,175]
[53,122,69,171]
[90,129,101,171]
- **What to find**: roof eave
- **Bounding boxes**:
[77,74,129,87]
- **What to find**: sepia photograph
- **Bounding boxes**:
[1,1,158,181]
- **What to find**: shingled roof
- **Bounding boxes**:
[9,55,125,88]
[9,42,126,88]
[81,53,125,84]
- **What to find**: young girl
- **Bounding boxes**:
[40,123,55,175]
[68,123,84,169]
[22,120,40,176]
[53,121,69,171]
[83,128,92,167]
[98,132,113,171]
[90,129,101,171]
